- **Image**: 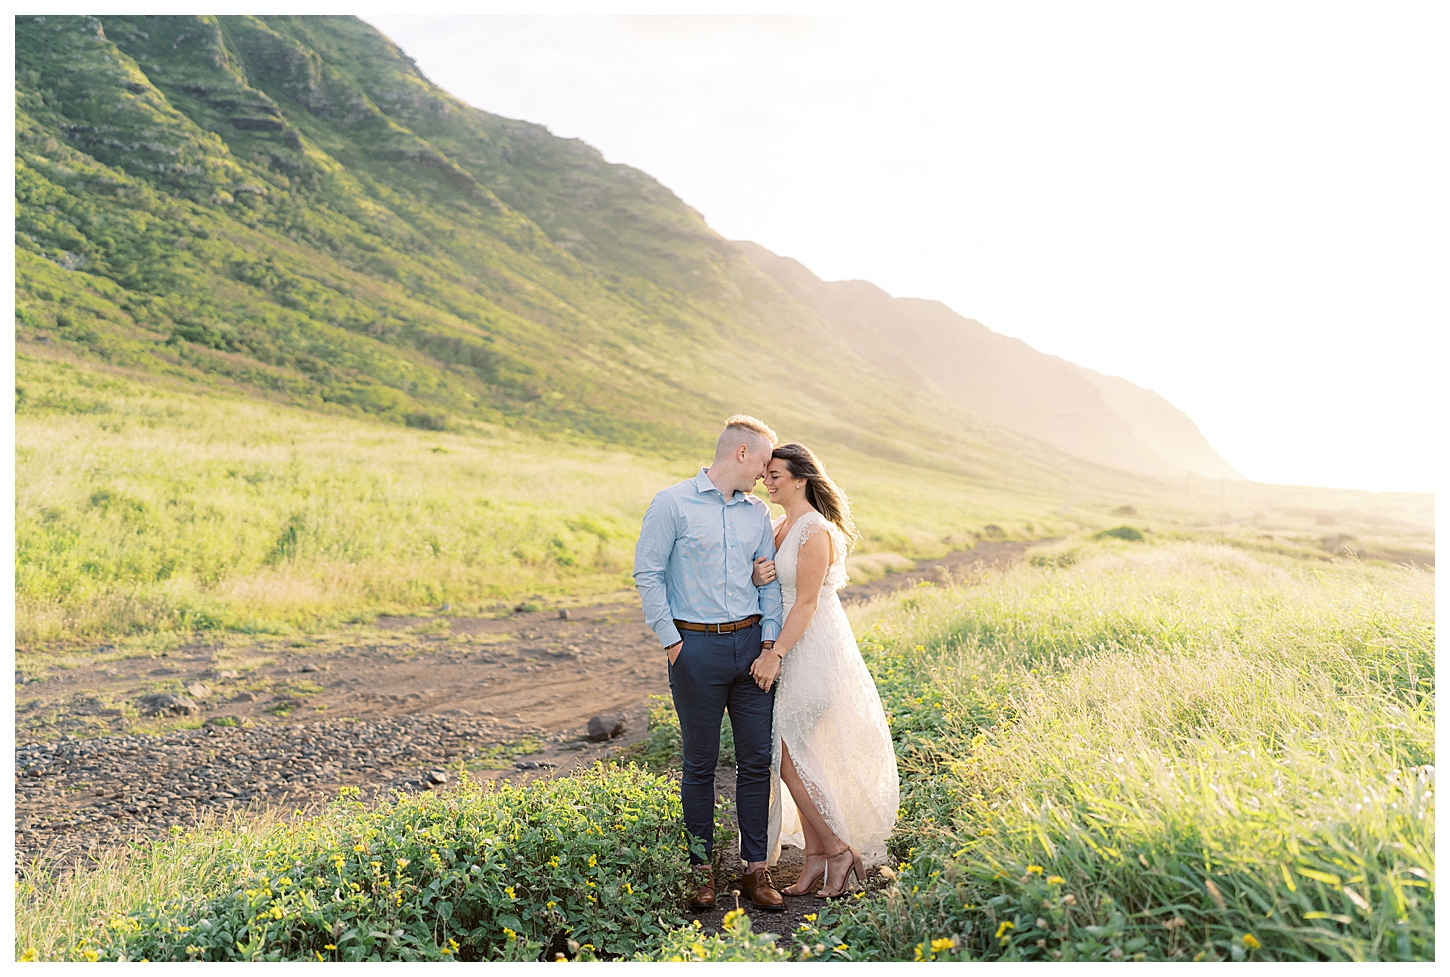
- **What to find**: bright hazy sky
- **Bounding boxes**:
[368,8,1443,493]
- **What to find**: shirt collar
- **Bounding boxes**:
[695,467,749,504]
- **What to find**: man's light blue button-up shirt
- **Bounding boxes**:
[633,468,783,649]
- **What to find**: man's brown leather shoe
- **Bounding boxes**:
[688,865,716,911]
[739,866,784,911]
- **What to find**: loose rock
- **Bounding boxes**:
[587,714,626,741]
[137,693,199,717]
[186,682,211,700]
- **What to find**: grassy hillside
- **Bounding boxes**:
[16,352,1087,647]
[15,13,1108,475]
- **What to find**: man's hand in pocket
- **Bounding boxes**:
[666,641,683,665]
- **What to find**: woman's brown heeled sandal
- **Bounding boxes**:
[782,849,828,896]
[815,846,865,899]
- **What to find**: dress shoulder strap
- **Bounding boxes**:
[795,511,841,563]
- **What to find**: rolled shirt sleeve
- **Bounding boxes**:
[633,493,683,648]
[754,503,783,641]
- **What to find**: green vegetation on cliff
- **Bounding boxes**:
[15,13,1077,464]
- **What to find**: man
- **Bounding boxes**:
[633,414,786,912]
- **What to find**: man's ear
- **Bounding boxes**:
[735,443,749,463]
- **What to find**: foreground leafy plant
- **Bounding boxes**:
[44,765,692,961]
[631,909,791,962]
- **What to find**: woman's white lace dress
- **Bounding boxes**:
[766,511,899,867]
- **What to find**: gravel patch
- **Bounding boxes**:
[14,713,599,870]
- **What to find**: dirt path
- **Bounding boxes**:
[15,540,1038,873]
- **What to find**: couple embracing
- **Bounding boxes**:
[633,415,899,911]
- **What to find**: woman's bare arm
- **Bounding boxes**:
[763,529,831,658]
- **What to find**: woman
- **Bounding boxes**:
[747,443,899,898]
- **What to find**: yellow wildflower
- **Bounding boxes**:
[722,908,745,927]
[1027,865,1044,875]
[1047,876,1066,885]
[396,858,410,869]
[505,886,517,900]
[932,937,956,951]
[1242,933,1261,950]
[324,944,336,950]
[353,844,365,852]
[995,921,1015,940]
[804,913,817,922]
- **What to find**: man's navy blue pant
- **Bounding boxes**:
[668,623,775,865]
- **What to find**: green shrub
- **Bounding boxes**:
[64,765,694,962]
[1093,524,1144,541]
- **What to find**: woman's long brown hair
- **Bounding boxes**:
[771,443,860,549]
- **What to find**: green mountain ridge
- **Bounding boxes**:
[17,13,1218,489]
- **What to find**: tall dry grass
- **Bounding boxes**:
[804,542,1434,960]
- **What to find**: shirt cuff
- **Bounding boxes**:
[656,623,683,648]
[760,621,781,642]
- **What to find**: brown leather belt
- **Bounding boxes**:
[674,615,761,634]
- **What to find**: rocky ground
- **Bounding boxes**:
[14,601,668,869]
[14,539,1032,924]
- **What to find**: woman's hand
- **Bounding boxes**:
[752,557,777,586]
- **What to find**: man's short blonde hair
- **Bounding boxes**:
[717,413,778,456]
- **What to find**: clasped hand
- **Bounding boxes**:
[750,645,781,691]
